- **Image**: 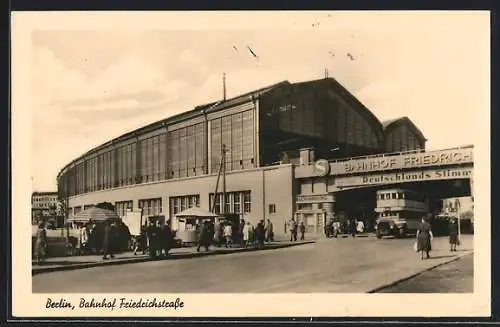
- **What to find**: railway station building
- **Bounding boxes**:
[57,77,458,240]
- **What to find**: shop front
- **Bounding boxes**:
[295,193,335,235]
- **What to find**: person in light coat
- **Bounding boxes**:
[223,223,233,248]
[265,219,274,242]
[356,220,365,234]
[243,221,252,248]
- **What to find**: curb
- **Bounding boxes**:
[367,252,473,293]
[32,241,315,276]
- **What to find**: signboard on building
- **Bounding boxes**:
[335,167,473,189]
[296,194,335,203]
[313,159,330,176]
[330,147,474,175]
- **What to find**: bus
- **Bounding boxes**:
[374,188,428,238]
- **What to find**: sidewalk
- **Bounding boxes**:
[32,240,315,275]
[366,234,474,293]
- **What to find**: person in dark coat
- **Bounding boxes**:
[146,220,160,258]
[416,217,433,259]
[349,219,357,238]
[448,217,459,252]
[102,220,115,260]
[289,218,298,242]
[197,221,211,252]
[134,224,148,255]
[255,220,265,249]
[161,221,174,256]
[299,222,306,240]
[34,221,48,265]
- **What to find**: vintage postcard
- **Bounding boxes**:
[11,10,491,318]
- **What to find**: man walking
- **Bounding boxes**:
[289,218,298,242]
[299,221,306,240]
[255,219,265,249]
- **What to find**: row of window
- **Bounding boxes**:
[378,210,427,220]
[210,110,255,173]
[71,191,252,218]
[59,110,256,197]
[377,191,426,203]
[209,191,252,215]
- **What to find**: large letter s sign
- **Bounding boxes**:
[314,159,330,176]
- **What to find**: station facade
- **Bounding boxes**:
[58,77,440,240]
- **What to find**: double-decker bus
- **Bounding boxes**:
[374,188,428,238]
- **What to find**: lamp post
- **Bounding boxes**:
[455,198,461,242]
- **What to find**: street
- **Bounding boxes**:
[32,235,473,293]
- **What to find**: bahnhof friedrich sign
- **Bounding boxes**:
[329,147,474,176]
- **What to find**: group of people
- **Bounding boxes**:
[324,219,367,238]
[131,219,175,258]
[196,218,275,252]
[287,218,306,242]
[415,216,460,260]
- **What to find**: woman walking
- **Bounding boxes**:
[34,221,48,265]
[243,221,252,248]
[448,217,459,252]
[416,217,433,259]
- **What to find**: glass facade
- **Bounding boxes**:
[57,80,426,200]
[168,123,206,179]
[385,124,424,153]
[210,110,254,174]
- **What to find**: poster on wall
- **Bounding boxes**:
[121,210,143,236]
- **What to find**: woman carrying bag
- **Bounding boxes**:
[416,216,433,260]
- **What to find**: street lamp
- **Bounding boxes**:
[455,198,461,243]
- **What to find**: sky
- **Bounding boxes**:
[22,11,490,192]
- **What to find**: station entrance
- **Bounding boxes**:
[332,177,473,235]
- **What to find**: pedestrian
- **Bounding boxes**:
[223,222,233,248]
[333,220,340,238]
[289,218,298,242]
[243,221,252,248]
[80,223,90,255]
[102,220,115,260]
[299,221,306,240]
[416,217,433,259]
[34,221,48,265]
[161,220,174,256]
[146,219,159,258]
[349,219,357,238]
[134,224,147,255]
[448,217,459,252]
[238,218,245,246]
[357,220,365,234]
[214,220,221,247]
[197,220,211,252]
[255,219,265,249]
[265,219,274,242]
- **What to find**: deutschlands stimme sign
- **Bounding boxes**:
[335,167,473,189]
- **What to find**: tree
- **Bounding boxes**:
[95,202,115,211]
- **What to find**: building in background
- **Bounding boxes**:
[56,77,431,239]
[31,191,61,224]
